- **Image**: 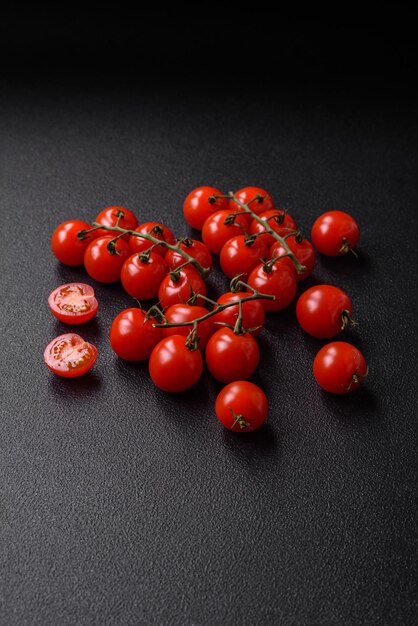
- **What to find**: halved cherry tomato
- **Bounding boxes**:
[120,252,168,300]
[205,328,260,383]
[165,239,213,272]
[183,186,229,230]
[249,210,297,248]
[220,235,267,279]
[44,333,97,378]
[84,236,130,283]
[94,206,138,239]
[311,211,359,256]
[202,210,248,255]
[247,262,297,312]
[48,283,98,324]
[296,285,353,338]
[109,308,162,361]
[212,292,265,336]
[215,381,268,432]
[128,222,175,257]
[149,335,203,392]
[313,342,368,393]
[158,268,207,309]
[269,234,315,281]
[51,219,95,266]
[161,304,214,349]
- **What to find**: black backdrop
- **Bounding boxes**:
[1,12,417,626]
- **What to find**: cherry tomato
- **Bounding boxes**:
[269,234,315,281]
[84,236,130,283]
[220,235,268,279]
[183,186,229,230]
[202,210,248,255]
[313,342,368,394]
[161,304,214,349]
[311,210,360,256]
[205,328,259,383]
[149,335,203,392]
[215,381,268,432]
[230,186,275,219]
[120,252,168,300]
[48,283,98,324]
[158,268,207,309]
[128,221,175,257]
[94,206,138,239]
[296,285,353,338]
[249,210,297,248]
[213,292,265,336]
[247,263,297,312]
[109,308,162,361]
[51,220,94,266]
[44,333,97,378]
[165,239,213,272]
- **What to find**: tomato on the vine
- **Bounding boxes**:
[48,283,98,324]
[313,342,368,393]
[165,239,213,272]
[296,285,353,338]
[84,236,130,283]
[213,292,265,336]
[201,210,248,255]
[215,381,268,432]
[158,267,207,309]
[128,221,175,257]
[183,186,229,230]
[205,328,259,383]
[311,210,360,256]
[149,335,203,392]
[247,262,297,311]
[249,210,297,248]
[44,333,98,378]
[94,206,138,239]
[51,220,94,266]
[109,308,162,361]
[220,235,267,279]
[269,234,315,281]
[230,186,275,219]
[120,252,168,300]
[161,304,214,349]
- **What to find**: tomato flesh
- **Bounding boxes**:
[44,333,98,377]
[48,283,98,324]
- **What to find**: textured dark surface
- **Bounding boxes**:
[0,79,417,626]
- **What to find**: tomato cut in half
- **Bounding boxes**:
[44,333,98,378]
[48,283,98,324]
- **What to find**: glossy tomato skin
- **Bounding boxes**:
[158,268,207,309]
[165,239,213,272]
[311,210,360,256]
[183,186,229,230]
[202,210,248,255]
[220,235,268,280]
[94,206,138,239]
[84,236,130,283]
[48,283,98,324]
[43,333,97,378]
[120,252,168,300]
[213,292,265,336]
[313,341,368,393]
[247,263,297,312]
[230,186,275,219]
[51,220,93,266]
[215,381,268,432]
[250,210,297,248]
[296,285,353,339]
[161,304,214,349]
[149,335,203,392]
[205,328,259,383]
[270,235,316,281]
[128,222,175,257]
[109,308,162,361]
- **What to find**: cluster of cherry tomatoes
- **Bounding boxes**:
[45,186,367,433]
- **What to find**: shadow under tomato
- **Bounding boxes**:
[51,316,103,339]
[320,386,380,425]
[317,247,372,279]
[48,370,102,397]
[221,422,278,464]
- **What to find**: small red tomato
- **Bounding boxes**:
[247,262,297,312]
[51,219,94,266]
[149,335,203,392]
[158,268,207,309]
[161,304,214,349]
[128,221,175,257]
[205,328,259,383]
[296,285,353,339]
[313,342,368,394]
[165,239,213,272]
[311,210,360,256]
[230,186,275,219]
[270,234,315,281]
[220,235,268,280]
[109,308,162,361]
[44,333,98,378]
[84,236,130,283]
[202,210,248,255]
[213,292,265,336]
[48,283,98,324]
[183,186,229,230]
[94,206,138,239]
[120,252,168,300]
[215,381,268,432]
[250,210,297,248]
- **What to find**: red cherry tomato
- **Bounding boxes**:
[250,210,297,248]
[44,333,97,378]
[51,220,94,266]
[109,308,162,361]
[165,239,213,272]
[313,342,368,393]
[128,221,175,257]
[205,328,259,383]
[213,292,265,336]
[183,186,229,230]
[296,285,353,338]
[220,235,268,280]
[247,263,297,312]
[48,283,98,324]
[161,304,214,349]
[269,234,315,281]
[149,335,203,392]
[94,206,138,239]
[215,381,268,432]
[158,268,207,309]
[201,210,248,255]
[230,186,275,219]
[84,236,130,283]
[120,252,168,300]
[311,210,360,256]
